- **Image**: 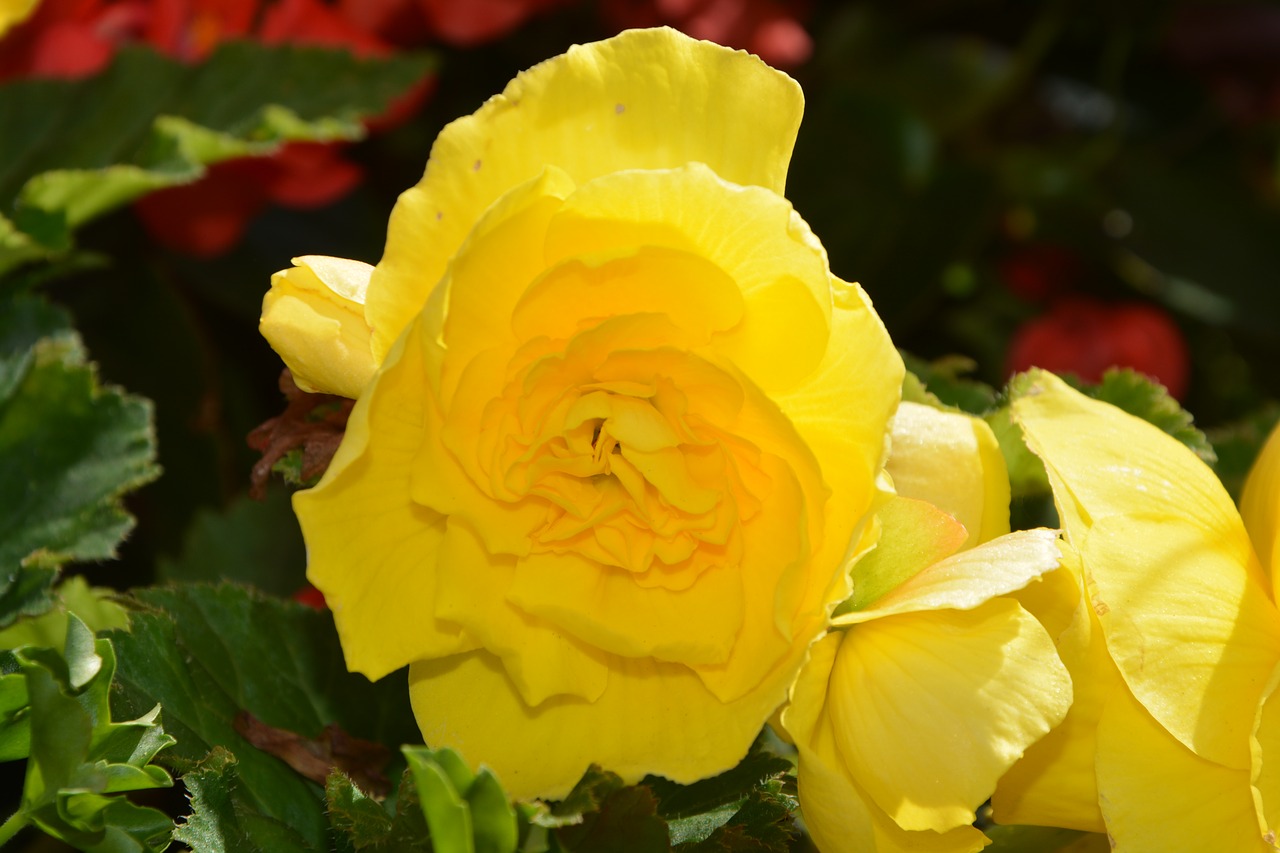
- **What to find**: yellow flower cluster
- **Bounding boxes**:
[260,26,1280,852]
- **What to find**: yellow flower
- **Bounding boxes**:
[783,403,1071,852]
[272,28,904,799]
[993,371,1280,850]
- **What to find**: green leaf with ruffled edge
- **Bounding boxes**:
[157,487,306,597]
[3,614,175,852]
[0,294,158,628]
[110,583,420,852]
[0,42,433,276]
[901,352,999,415]
[550,769,670,853]
[327,768,436,852]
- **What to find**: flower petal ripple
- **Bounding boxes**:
[272,28,903,799]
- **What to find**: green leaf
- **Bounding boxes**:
[679,783,797,853]
[109,583,420,851]
[327,770,395,848]
[666,804,739,846]
[157,487,307,598]
[1209,405,1280,500]
[403,746,518,853]
[406,749,476,853]
[643,734,792,820]
[326,768,431,852]
[174,747,314,853]
[16,614,175,852]
[552,770,670,853]
[0,300,159,626]
[901,353,999,415]
[0,42,433,275]
[0,575,130,654]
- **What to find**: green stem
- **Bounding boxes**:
[0,809,29,847]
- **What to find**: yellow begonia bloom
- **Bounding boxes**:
[0,0,39,38]
[786,526,1070,853]
[282,28,904,799]
[784,404,1071,853]
[260,256,375,398]
[994,370,1280,851]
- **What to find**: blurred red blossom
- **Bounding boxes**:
[1007,297,1190,398]
[0,0,431,256]
[1166,3,1280,125]
[602,0,812,68]
[292,583,327,609]
[998,243,1081,303]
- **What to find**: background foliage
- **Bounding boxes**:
[3,0,1279,850]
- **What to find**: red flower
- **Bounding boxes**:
[0,0,432,256]
[602,0,813,68]
[416,0,568,47]
[1007,298,1190,398]
[997,243,1081,303]
[292,583,327,610]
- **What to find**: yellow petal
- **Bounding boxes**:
[886,402,1011,548]
[409,643,793,802]
[1080,514,1280,770]
[433,519,609,706]
[1252,663,1280,842]
[260,256,375,398]
[1242,421,1280,599]
[837,529,1061,625]
[0,0,39,38]
[830,600,1070,833]
[430,167,577,408]
[544,163,832,392]
[1096,684,1274,852]
[294,326,473,680]
[1014,370,1280,768]
[507,549,743,666]
[511,245,745,347]
[367,28,803,361]
[782,635,989,853]
[769,285,904,620]
[992,569,1111,832]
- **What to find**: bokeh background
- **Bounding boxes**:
[5,0,1280,641]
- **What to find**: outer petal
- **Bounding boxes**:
[1096,685,1275,852]
[993,550,1109,832]
[886,402,1011,548]
[772,283,903,613]
[831,600,1070,833]
[837,529,1061,625]
[367,27,803,359]
[409,644,795,802]
[1014,370,1280,768]
[294,320,474,679]
[783,635,989,853]
[1242,421,1280,599]
[1252,663,1280,843]
[260,255,375,398]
